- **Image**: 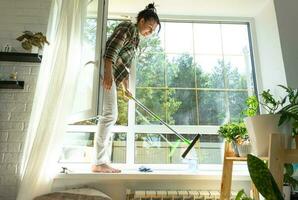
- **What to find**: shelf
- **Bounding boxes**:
[0,52,41,63]
[226,156,268,161]
[0,80,24,89]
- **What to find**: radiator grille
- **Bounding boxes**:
[126,190,237,200]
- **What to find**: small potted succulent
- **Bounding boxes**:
[16,31,49,53]
[218,122,249,156]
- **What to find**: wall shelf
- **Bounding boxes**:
[0,52,41,63]
[0,80,24,89]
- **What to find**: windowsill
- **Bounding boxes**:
[55,169,250,181]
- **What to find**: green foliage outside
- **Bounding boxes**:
[101,20,254,143]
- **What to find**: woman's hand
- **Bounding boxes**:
[124,89,132,99]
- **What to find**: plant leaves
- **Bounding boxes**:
[247,154,284,200]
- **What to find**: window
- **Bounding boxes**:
[60,19,256,169]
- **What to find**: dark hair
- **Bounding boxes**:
[137,3,161,33]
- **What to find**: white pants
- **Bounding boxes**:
[94,81,118,165]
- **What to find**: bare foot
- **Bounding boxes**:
[91,164,121,173]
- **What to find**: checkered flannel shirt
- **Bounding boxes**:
[104,21,139,86]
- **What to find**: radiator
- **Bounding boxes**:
[126,190,238,200]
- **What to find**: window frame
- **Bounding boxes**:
[63,16,259,171]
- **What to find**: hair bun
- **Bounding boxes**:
[146,3,156,12]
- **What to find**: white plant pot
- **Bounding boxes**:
[31,46,39,54]
[283,185,291,200]
[244,114,291,157]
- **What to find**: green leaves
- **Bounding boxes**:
[235,189,253,200]
[217,122,247,142]
[16,31,49,51]
[247,154,284,200]
[243,96,259,117]
[284,163,298,189]
[261,89,281,114]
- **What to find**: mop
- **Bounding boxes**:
[123,90,201,158]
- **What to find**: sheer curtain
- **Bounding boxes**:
[17,0,87,199]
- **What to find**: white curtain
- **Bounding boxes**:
[17,0,87,199]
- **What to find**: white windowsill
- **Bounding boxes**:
[55,169,250,181]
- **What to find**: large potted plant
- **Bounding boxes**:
[243,85,298,156]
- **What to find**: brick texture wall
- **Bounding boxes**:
[0,0,51,199]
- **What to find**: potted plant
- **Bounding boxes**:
[283,163,298,198]
[243,85,297,156]
[278,85,298,149]
[247,154,284,200]
[236,156,298,200]
[16,31,49,53]
[218,122,249,156]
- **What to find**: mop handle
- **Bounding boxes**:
[128,93,201,158]
[129,95,189,144]
[98,74,200,157]
[181,133,201,158]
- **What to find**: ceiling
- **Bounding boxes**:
[108,0,271,18]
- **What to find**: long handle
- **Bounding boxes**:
[130,95,189,144]
[181,133,201,158]
[98,74,200,158]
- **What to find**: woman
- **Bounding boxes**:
[92,3,161,173]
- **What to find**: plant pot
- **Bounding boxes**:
[283,184,291,200]
[231,141,239,156]
[244,114,291,157]
[236,143,251,157]
[31,46,39,54]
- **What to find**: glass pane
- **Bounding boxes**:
[71,1,99,116]
[136,52,165,87]
[59,131,126,163]
[135,88,166,125]
[198,91,227,125]
[198,134,224,164]
[169,89,197,125]
[195,55,225,88]
[116,89,128,125]
[222,24,250,55]
[164,22,193,54]
[134,133,223,164]
[111,132,126,163]
[224,56,248,89]
[228,91,249,122]
[59,132,94,163]
[167,54,196,88]
[193,23,222,54]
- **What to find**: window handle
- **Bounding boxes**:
[84,60,98,67]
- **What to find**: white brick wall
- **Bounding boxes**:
[0,0,51,199]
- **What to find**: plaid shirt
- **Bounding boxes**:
[104,21,139,86]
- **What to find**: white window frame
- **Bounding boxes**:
[63,15,259,173]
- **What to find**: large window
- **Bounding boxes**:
[60,19,256,168]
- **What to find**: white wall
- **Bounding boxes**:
[253,0,287,98]
[0,0,51,200]
[273,0,298,88]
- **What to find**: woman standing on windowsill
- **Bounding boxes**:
[92,3,161,173]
